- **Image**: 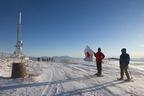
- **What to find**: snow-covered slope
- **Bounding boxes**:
[0,57,144,96]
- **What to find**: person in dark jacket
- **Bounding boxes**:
[94,48,105,76]
[118,48,130,81]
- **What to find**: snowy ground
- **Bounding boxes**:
[0,57,144,96]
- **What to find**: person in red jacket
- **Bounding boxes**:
[94,48,105,76]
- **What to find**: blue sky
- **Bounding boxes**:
[0,0,144,58]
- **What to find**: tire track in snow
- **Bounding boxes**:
[53,63,131,96]
[42,63,129,96]
[40,67,53,96]
[53,63,100,95]
[45,66,60,96]
[41,63,65,96]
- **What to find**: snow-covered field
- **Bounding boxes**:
[0,57,144,96]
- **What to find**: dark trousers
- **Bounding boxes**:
[97,62,102,75]
[120,65,130,79]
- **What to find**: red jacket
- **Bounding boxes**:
[94,52,105,63]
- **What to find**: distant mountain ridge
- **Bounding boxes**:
[1,52,143,62]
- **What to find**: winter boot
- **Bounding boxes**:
[117,77,123,80]
[124,78,131,82]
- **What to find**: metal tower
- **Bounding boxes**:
[14,11,23,57]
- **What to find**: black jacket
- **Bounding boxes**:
[119,53,130,65]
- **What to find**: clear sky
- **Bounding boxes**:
[0,0,144,58]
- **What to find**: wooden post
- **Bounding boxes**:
[11,63,27,79]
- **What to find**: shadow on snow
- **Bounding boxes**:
[0,75,124,96]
